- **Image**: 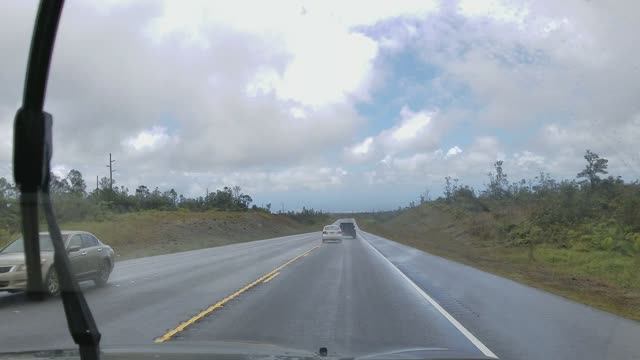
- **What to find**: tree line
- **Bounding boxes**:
[0,172,271,239]
[426,149,640,258]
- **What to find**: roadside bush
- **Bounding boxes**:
[507,221,543,246]
[563,220,640,256]
[50,196,104,222]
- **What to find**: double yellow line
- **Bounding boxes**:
[154,244,321,343]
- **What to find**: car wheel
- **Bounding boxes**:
[93,260,111,287]
[45,267,60,296]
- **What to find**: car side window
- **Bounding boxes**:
[68,235,83,249]
[81,234,99,248]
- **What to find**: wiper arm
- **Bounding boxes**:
[13,1,101,360]
[43,189,102,360]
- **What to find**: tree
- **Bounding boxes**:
[238,194,253,209]
[136,185,149,197]
[169,189,178,206]
[50,173,70,194]
[0,178,17,200]
[135,185,150,198]
[162,189,178,207]
[99,177,113,190]
[577,149,608,187]
[67,169,86,196]
[533,172,556,195]
[443,177,454,201]
[486,160,509,198]
[420,189,431,204]
[232,186,242,200]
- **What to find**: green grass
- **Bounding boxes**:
[533,246,640,288]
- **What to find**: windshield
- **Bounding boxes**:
[0,235,58,254]
[2,1,640,360]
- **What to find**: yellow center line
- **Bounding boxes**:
[262,271,280,283]
[154,243,321,343]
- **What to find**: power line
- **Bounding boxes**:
[106,153,116,190]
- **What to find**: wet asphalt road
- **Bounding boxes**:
[1,228,639,359]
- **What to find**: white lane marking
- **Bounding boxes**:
[359,233,498,359]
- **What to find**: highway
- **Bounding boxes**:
[1,227,640,359]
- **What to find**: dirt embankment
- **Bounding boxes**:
[63,210,328,260]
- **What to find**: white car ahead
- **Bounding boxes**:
[322,225,343,243]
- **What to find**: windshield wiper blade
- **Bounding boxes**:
[13,1,101,360]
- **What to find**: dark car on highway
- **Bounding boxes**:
[339,221,357,239]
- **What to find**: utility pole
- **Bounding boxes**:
[281,203,285,213]
[96,176,98,192]
[106,153,116,190]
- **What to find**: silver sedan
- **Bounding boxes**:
[322,225,343,243]
[0,231,115,296]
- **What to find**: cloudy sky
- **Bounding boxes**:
[2,0,640,211]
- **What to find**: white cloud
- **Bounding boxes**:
[458,0,529,25]
[446,146,462,157]
[344,105,443,165]
[51,165,69,178]
[379,107,443,154]
[125,126,173,151]
[392,108,432,141]
[289,106,307,119]
[350,137,374,156]
[245,68,281,97]
[513,151,545,173]
[144,0,440,108]
[218,165,351,192]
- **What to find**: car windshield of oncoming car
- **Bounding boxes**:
[1,235,61,253]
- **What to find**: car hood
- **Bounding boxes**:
[0,342,495,360]
[0,252,54,266]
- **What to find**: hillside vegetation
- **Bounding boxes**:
[0,174,330,257]
[358,150,640,320]
[63,210,328,260]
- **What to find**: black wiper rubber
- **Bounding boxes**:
[13,1,102,360]
[23,0,63,111]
